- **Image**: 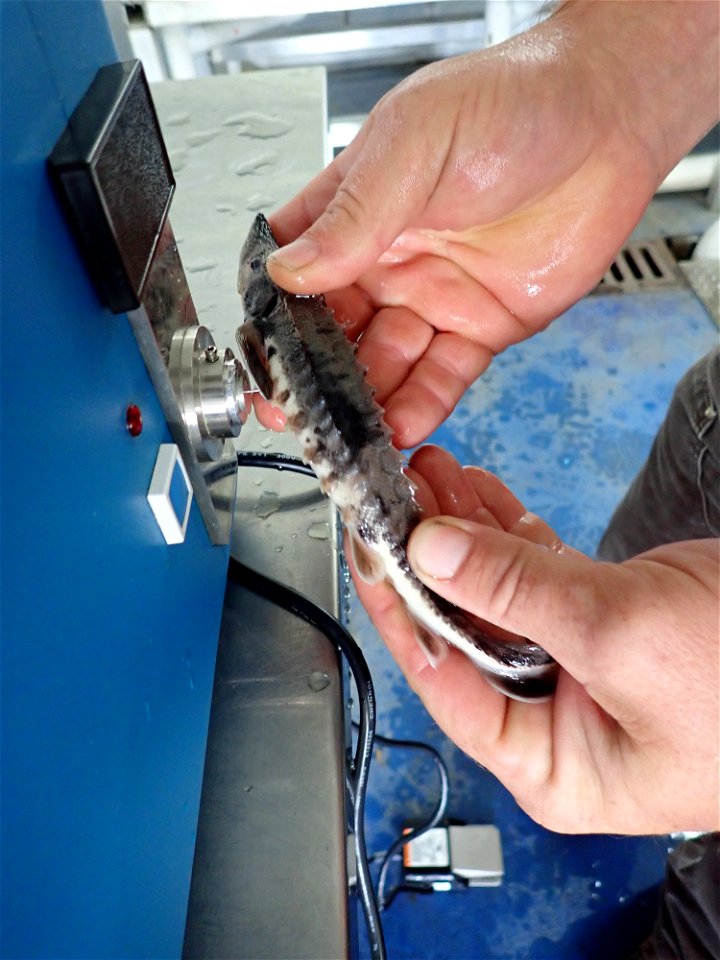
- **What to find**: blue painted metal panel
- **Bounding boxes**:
[0,3,228,957]
[353,288,717,958]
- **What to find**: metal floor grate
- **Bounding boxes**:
[595,239,685,293]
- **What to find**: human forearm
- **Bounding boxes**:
[553,0,720,183]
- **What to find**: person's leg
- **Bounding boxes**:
[597,346,719,563]
[601,347,720,960]
[627,833,720,960]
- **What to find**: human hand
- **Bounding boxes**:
[265,2,719,447]
[352,446,720,834]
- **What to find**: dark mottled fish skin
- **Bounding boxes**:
[237,213,557,701]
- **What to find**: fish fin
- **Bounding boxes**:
[347,529,386,585]
[410,618,449,669]
[236,323,273,399]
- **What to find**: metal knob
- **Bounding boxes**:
[168,325,251,462]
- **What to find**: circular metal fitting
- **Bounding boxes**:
[168,325,251,462]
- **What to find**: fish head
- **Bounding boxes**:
[236,215,285,399]
[237,213,280,319]
[235,321,274,400]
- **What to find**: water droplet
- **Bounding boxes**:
[274,545,283,553]
[166,112,190,126]
[246,192,276,212]
[234,154,278,177]
[184,655,195,691]
[224,111,293,139]
[291,532,298,539]
[185,259,218,273]
[307,521,330,541]
[169,149,188,172]
[593,880,602,889]
[187,129,219,147]
[216,202,237,215]
[243,784,253,793]
[308,670,331,692]
[254,491,280,519]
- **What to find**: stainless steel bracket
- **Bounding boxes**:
[127,223,244,545]
[169,325,250,464]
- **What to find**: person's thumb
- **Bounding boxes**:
[407,516,602,679]
[266,127,430,294]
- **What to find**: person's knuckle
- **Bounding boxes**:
[478,542,536,628]
[325,183,369,231]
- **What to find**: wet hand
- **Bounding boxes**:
[266,3,718,447]
[352,446,720,834]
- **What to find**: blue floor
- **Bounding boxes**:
[351,285,717,959]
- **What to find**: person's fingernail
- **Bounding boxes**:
[268,236,320,272]
[411,520,474,580]
[513,511,565,552]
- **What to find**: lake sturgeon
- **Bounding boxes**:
[236,213,557,701]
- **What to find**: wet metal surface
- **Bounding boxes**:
[151,69,327,349]
[154,71,352,960]
[184,469,350,960]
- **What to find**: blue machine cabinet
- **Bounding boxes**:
[1,3,228,956]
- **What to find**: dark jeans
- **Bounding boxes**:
[598,345,719,562]
[598,347,719,960]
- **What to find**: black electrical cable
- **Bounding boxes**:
[227,557,386,960]
[206,451,318,486]
[236,450,317,477]
[355,725,451,911]
[234,450,454,922]
[381,880,435,910]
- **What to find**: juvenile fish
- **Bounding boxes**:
[236,213,557,701]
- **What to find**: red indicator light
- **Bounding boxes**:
[126,404,143,437]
